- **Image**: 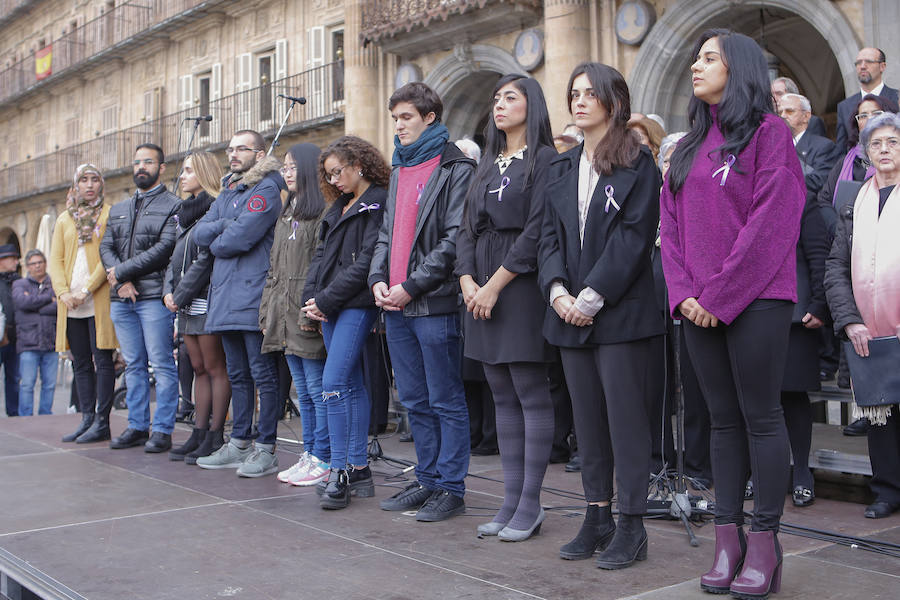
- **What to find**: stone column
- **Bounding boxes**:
[543,0,592,134]
[344,0,381,144]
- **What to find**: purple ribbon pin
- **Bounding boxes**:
[415,183,425,205]
[358,202,381,213]
[712,154,736,187]
[489,176,511,202]
[288,220,299,240]
[604,185,620,213]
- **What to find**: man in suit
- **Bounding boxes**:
[780,93,840,203]
[772,77,827,139]
[836,47,899,151]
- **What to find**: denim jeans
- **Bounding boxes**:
[0,343,18,416]
[17,350,58,415]
[284,354,328,462]
[109,299,178,434]
[322,308,377,469]
[220,331,280,445]
[384,311,469,497]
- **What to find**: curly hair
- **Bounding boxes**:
[319,135,391,202]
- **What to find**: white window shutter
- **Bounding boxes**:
[236,53,252,91]
[179,75,194,111]
[308,27,324,68]
[211,63,222,101]
[275,39,288,81]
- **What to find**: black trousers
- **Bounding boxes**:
[679,323,713,482]
[549,353,575,461]
[869,409,900,504]
[560,336,663,515]
[682,301,792,532]
[67,317,115,417]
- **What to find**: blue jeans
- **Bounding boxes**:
[17,350,58,415]
[322,308,377,469]
[384,311,469,497]
[110,299,178,434]
[285,354,328,462]
[0,343,18,416]
[220,331,279,445]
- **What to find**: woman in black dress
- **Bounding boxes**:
[457,74,557,541]
[539,63,665,569]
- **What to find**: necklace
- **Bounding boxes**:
[495,145,527,174]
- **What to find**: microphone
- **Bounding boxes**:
[185,115,213,122]
[277,94,307,105]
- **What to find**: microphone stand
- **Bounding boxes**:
[172,117,207,190]
[267,96,305,156]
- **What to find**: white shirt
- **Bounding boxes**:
[861,81,885,98]
[67,246,95,318]
[792,130,805,146]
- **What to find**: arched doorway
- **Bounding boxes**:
[0,227,21,256]
[424,44,525,142]
[629,0,860,133]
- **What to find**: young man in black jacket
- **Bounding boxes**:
[100,143,180,452]
[368,83,475,521]
[0,244,21,416]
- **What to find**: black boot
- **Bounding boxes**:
[185,429,224,465]
[320,469,350,510]
[595,514,648,570]
[63,412,95,442]
[559,504,617,560]
[169,428,206,461]
[76,414,111,444]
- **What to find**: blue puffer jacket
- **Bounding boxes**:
[193,156,283,332]
[12,275,57,352]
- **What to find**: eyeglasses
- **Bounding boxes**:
[132,159,158,167]
[856,110,884,122]
[280,165,297,175]
[26,260,45,267]
[867,137,900,151]
[226,146,261,155]
[327,165,347,182]
[854,59,884,67]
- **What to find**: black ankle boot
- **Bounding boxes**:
[320,469,350,510]
[559,504,617,560]
[185,429,224,465]
[76,414,111,443]
[595,514,648,570]
[348,465,375,497]
[63,412,94,442]
[169,428,206,461]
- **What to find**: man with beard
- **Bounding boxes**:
[193,130,284,477]
[100,143,180,452]
[836,47,899,151]
[0,244,21,416]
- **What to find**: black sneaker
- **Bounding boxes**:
[415,490,465,522]
[379,482,433,511]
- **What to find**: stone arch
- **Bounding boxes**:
[629,0,860,132]
[424,44,525,140]
[0,226,22,256]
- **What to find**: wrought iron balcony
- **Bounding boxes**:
[0,0,227,107]
[0,62,345,206]
[361,0,542,56]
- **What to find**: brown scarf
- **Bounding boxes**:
[66,164,105,245]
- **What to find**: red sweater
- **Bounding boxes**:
[389,155,441,287]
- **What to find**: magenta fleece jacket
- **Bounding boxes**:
[660,109,805,325]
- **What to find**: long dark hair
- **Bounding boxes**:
[667,29,774,193]
[283,143,326,221]
[566,63,640,175]
[849,93,900,147]
[467,74,554,201]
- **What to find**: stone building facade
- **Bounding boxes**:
[1,0,896,255]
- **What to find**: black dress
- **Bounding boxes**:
[456,145,557,365]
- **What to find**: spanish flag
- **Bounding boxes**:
[35,45,52,80]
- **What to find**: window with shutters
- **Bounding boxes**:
[65,118,80,145]
[100,105,118,170]
[235,53,252,129]
[307,27,325,115]
[197,73,211,137]
[330,28,344,103]
[257,52,274,124]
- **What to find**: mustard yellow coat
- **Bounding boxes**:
[48,206,118,351]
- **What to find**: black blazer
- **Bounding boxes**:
[806,115,828,139]
[303,186,386,317]
[538,144,665,348]
[835,85,900,151]
[796,132,839,203]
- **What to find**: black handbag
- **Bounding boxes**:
[843,336,900,407]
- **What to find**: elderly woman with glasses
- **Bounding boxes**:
[825,111,900,521]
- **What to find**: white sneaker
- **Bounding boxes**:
[292,460,330,486]
[277,451,311,483]
[287,453,321,484]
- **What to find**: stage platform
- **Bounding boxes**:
[0,413,897,600]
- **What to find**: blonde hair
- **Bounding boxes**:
[184,151,223,198]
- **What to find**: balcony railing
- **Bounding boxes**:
[0,62,345,206]
[361,0,541,44]
[0,0,224,106]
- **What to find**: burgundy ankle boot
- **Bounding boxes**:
[729,529,782,600]
[700,523,745,594]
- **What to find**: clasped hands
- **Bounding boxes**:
[459,275,501,321]
[106,267,139,302]
[678,297,718,328]
[551,294,594,327]
[59,290,88,310]
[372,282,412,312]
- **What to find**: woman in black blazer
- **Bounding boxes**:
[538,63,665,570]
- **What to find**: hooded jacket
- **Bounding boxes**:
[367,142,475,317]
[193,156,283,332]
[99,184,180,300]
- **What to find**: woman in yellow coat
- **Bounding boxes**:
[49,163,118,443]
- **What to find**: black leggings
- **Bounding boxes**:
[682,301,792,532]
[67,317,115,417]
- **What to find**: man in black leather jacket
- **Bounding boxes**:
[0,244,21,416]
[100,143,180,453]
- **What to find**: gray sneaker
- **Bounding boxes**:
[196,441,252,469]
[236,447,279,478]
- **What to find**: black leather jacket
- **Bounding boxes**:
[100,184,180,301]
[163,192,214,309]
[367,143,475,316]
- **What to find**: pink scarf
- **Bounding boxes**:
[65,164,105,245]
